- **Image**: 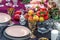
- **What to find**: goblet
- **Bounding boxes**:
[12,0,18,7]
[0,0,4,7]
[6,0,12,6]
[0,0,2,3]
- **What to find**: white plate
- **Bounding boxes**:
[0,13,11,23]
[5,25,31,37]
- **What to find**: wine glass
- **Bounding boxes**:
[0,0,4,7]
[12,0,18,7]
[0,0,2,3]
[6,0,12,6]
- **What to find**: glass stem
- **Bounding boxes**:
[14,2,17,5]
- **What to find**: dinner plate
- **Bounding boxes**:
[0,13,11,23]
[5,25,31,37]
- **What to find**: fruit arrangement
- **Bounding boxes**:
[23,0,60,35]
[24,8,49,23]
[12,0,60,28]
[12,0,60,34]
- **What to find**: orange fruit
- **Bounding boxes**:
[28,16,33,22]
[28,10,34,16]
[24,13,29,20]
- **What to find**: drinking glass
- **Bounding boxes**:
[6,0,12,6]
[56,33,60,40]
[0,0,2,3]
[12,0,18,7]
[0,0,4,7]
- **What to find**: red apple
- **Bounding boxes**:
[14,14,20,21]
[44,15,49,20]
[36,11,40,17]
[15,11,22,15]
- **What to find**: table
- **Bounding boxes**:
[0,0,51,40]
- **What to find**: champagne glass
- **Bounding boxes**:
[12,0,18,7]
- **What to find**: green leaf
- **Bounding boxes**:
[22,0,30,4]
[40,11,45,15]
[36,6,39,8]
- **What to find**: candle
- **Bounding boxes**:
[51,30,59,40]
